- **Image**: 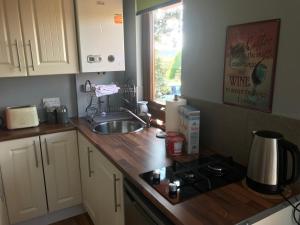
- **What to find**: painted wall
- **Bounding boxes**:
[123,0,143,100]
[0,74,77,120]
[0,72,124,121]
[181,0,300,164]
[182,0,300,120]
[75,72,124,117]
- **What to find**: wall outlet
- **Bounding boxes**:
[43,97,61,108]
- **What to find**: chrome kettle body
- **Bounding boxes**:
[246,130,300,194]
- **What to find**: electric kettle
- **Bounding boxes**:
[246,130,300,194]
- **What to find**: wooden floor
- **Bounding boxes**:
[50,213,94,225]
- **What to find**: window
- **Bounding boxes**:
[152,4,183,105]
[142,3,183,123]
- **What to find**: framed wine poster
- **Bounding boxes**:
[223,19,281,112]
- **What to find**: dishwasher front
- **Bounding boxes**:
[124,179,174,225]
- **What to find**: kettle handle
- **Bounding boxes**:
[0,116,3,129]
[278,139,300,184]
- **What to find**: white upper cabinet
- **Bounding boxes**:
[40,131,82,212]
[0,0,78,77]
[75,0,125,73]
[0,0,27,77]
[19,0,78,76]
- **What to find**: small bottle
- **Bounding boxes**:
[84,80,92,92]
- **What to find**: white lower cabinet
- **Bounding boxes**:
[0,165,10,225]
[41,131,82,212]
[78,133,97,223]
[0,130,82,224]
[0,136,47,224]
[78,133,124,225]
[252,202,300,225]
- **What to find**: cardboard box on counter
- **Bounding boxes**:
[178,105,200,155]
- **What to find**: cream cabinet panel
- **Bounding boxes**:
[19,0,78,75]
[78,132,124,225]
[78,133,97,224]
[41,131,82,212]
[0,137,47,224]
[93,150,124,225]
[0,168,9,225]
[0,0,27,77]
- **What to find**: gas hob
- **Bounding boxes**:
[140,154,246,204]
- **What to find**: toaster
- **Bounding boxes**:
[5,105,39,130]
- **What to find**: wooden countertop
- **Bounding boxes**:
[0,123,75,142]
[72,118,300,225]
[1,119,298,225]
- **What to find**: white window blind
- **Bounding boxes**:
[136,0,181,15]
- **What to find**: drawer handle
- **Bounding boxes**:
[113,174,121,212]
[87,147,94,177]
[45,139,50,165]
[33,141,39,168]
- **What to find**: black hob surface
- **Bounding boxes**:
[140,154,246,204]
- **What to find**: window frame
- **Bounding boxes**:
[142,3,182,123]
[142,13,166,122]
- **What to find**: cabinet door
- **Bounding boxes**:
[41,131,82,212]
[93,149,124,225]
[0,137,47,224]
[0,0,27,77]
[78,133,97,223]
[253,202,300,225]
[0,168,9,225]
[19,0,78,76]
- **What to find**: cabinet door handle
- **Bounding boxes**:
[0,167,5,202]
[13,40,21,71]
[113,174,121,212]
[45,139,50,165]
[87,147,94,177]
[33,141,39,168]
[26,40,35,71]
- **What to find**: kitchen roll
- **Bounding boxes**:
[165,98,187,132]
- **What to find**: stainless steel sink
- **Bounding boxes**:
[91,120,144,134]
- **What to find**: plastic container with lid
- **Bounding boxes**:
[56,105,69,124]
[46,107,57,124]
[165,132,185,156]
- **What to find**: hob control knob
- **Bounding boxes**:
[152,170,160,184]
[169,183,177,197]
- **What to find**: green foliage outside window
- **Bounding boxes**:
[153,4,182,103]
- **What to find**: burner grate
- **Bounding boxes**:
[140,154,246,204]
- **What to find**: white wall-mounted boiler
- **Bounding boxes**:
[75,0,125,73]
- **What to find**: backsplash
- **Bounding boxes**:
[0,72,126,122]
[0,74,77,121]
[75,72,125,117]
[187,97,300,166]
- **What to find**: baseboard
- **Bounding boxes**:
[13,205,86,225]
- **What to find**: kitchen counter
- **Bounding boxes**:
[72,118,300,225]
[1,119,298,225]
[0,123,75,142]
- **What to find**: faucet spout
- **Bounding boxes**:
[120,107,151,128]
